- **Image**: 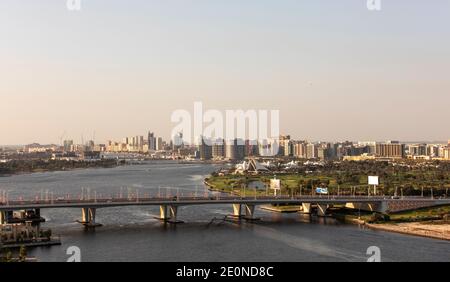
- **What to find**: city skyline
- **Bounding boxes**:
[1,132,449,147]
[1,0,450,144]
[6,134,450,163]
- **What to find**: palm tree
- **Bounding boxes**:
[5,250,13,262]
[19,245,27,262]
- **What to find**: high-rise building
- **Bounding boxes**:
[85,140,95,152]
[317,147,328,161]
[426,145,439,157]
[443,141,450,159]
[444,147,450,160]
[293,141,307,158]
[375,142,405,158]
[306,143,318,159]
[212,139,225,159]
[257,139,279,157]
[244,140,259,157]
[138,136,144,150]
[199,137,212,160]
[225,139,245,161]
[156,137,163,151]
[172,132,184,150]
[63,140,74,152]
[317,143,337,161]
[283,139,293,157]
[148,132,156,151]
[357,141,376,154]
[278,135,291,156]
[408,144,427,156]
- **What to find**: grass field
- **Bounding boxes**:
[206,171,450,197]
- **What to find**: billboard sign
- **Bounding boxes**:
[270,178,281,190]
[368,176,379,186]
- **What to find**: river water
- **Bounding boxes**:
[0,161,448,262]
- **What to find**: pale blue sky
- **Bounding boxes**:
[1,0,449,144]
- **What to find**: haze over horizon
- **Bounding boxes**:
[1,0,449,145]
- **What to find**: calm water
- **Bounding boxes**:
[1,161,449,262]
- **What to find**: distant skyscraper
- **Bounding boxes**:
[408,144,427,156]
[244,140,259,157]
[444,147,450,160]
[317,147,327,160]
[283,140,293,157]
[226,139,245,161]
[199,137,212,160]
[426,144,439,157]
[172,132,184,150]
[293,141,307,158]
[137,136,144,151]
[63,140,73,152]
[212,139,225,159]
[306,143,318,159]
[148,132,156,151]
[86,140,95,152]
[317,144,336,161]
[156,137,163,151]
[278,135,291,156]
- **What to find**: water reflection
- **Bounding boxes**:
[0,161,448,262]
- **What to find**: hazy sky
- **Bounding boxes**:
[1,0,449,145]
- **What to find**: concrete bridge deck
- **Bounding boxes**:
[0,195,448,210]
[1,195,449,226]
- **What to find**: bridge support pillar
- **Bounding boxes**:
[81,208,88,223]
[378,201,389,214]
[0,211,5,225]
[158,205,170,221]
[301,203,311,214]
[232,204,242,218]
[244,204,256,220]
[89,208,97,225]
[79,208,101,227]
[317,204,328,217]
[168,205,183,223]
[156,205,183,223]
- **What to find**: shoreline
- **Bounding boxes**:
[1,237,62,250]
[0,161,123,177]
[365,221,450,241]
[205,174,450,241]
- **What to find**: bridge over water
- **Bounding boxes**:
[1,192,449,227]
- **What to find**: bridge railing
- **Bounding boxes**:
[2,193,446,207]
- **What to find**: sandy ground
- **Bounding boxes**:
[368,221,450,241]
